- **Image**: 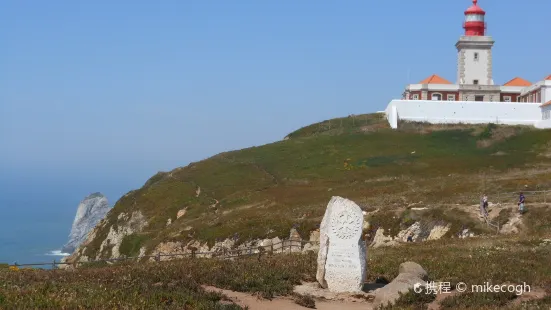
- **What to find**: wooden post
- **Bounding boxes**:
[155,253,161,262]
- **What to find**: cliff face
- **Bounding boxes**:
[62,193,110,254]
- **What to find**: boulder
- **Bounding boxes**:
[372,262,428,308]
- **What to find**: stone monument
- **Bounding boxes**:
[316,196,366,293]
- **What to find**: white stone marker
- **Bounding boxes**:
[316,196,366,293]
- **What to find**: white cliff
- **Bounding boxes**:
[61,193,110,254]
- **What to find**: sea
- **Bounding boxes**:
[0,170,140,268]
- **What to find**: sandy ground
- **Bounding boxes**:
[202,285,374,310]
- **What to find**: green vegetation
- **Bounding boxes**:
[2,237,550,309]
[379,289,436,310]
[0,253,315,309]
[439,291,517,309]
[119,234,148,257]
[74,113,551,260]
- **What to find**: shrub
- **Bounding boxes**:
[119,234,148,257]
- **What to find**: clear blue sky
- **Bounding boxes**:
[1,0,550,201]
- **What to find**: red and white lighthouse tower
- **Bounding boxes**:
[456,0,494,90]
[463,0,486,36]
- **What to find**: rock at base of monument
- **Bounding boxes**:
[372,261,428,308]
[375,276,390,285]
[293,282,374,303]
[316,196,366,293]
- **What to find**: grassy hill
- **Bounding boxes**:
[75,113,551,260]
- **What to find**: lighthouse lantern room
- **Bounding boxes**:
[463,0,486,36]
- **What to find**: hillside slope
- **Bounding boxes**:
[67,113,551,262]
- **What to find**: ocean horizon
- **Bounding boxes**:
[0,171,143,267]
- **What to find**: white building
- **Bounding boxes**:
[388,0,551,129]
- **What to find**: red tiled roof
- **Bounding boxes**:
[418,74,452,85]
[545,75,551,81]
[503,77,531,87]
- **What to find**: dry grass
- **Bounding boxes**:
[0,253,317,309]
[3,236,551,309]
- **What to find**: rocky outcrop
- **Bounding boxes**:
[372,262,428,308]
[61,193,110,254]
[371,228,399,248]
[63,210,147,265]
[145,226,326,262]
[371,221,457,248]
[97,211,147,258]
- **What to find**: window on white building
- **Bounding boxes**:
[517,97,521,102]
[431,93,442,101]
[503,96,511,102]
[474,52,479,61]
[473,80,479,85]
[447,94,456,101]
[412,94,419,100]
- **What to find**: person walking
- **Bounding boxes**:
[518,192,526,214]
[480,194,489,218]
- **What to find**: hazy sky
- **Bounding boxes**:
[1,0,550,202]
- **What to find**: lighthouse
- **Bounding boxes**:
[401,0,548,105]
[456,0,495,90]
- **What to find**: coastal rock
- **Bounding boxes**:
[97,211,147,259]
[61,193,110,254]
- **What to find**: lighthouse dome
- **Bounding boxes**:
[465,0,486,15]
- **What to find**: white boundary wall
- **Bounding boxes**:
[385,100,548,129]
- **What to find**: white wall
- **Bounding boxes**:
[541,105,551,120]
[535,119,551,129]
[543,86,551,104]
[407,84,459,91]
[385,100,545,129]
[463,49,491,85]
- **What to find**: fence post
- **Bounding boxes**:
[545,190,547,204]
[155,253,161,262]
[52,259,56,270]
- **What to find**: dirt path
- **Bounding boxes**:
[202,286,373,310]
